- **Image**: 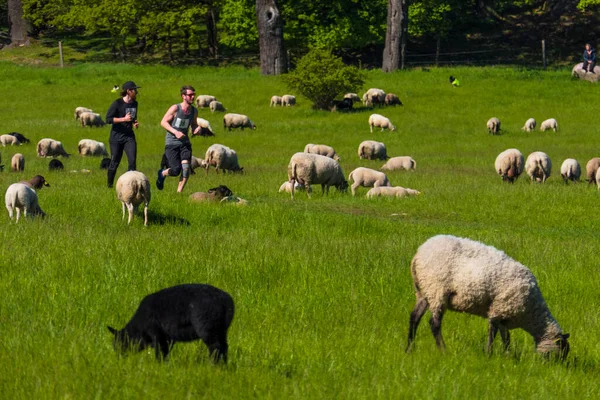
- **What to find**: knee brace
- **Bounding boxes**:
[182,162,190,179]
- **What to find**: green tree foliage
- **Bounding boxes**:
[218,0,258,49]
[283,48,366,110]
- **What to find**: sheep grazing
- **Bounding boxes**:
[596,168,600,191]
[279,181,307,193]
[115,171,151,226]
[223,113,256,131]
[585,157,600,184]
[495,149,524,183]
[11,153,24,172]
[195,118,215,137]
[99,158,111,170]
[362,88,386,107]
[281,94,296,106]
[348,167,392,196]
[270,95,282,107]
[358,140,388,160]
[204,144,243,174]
[78,139,109,157]
[5,183,46,222]
[74,106,93,120]
[287,152,348,199]
[487,117,501,135]
[8,132,30,144]
[525,151,552,183]
[49,159,65,171]
[384,93,403,106]
[209,100,225,113]
[368,114,396,132]
[21,175,50,190]
[521,118,536,132]
[196,95,217,108]
[366,186,420,198]
[37,138,70,158]
[344,93,360,103]
[406,235,570,359]
[560,158,581,184]
[80,112,105,128]
[189,185,234,202]
[0,134,21,147]
[108,283,234,363]
[304,143,340,161]
[190,156,207,173]
[330,98,353,112]
[380,156,416,172]
[540,118,558,132]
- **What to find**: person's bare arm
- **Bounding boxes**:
[161,105,184,139]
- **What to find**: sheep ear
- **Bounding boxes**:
[562,333,570,340]
[107,326,118,335]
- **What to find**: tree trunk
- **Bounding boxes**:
[382,0,408,72]
[256,0,287,75]
[7,0,32,46]
[207,6,218,59]
[435,35,441,67]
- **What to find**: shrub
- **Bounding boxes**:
[284,49,366,110]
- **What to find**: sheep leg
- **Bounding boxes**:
[406,296,429,353]
[7,206,13,220]
[16,208,21,223]
[127,203,135,224]
[351,182,360,196]
[204,333,228,364]
[153,336,171,361]
[499,324,510,351]
[121,202,126,221]
[143,204,148,227]
[306,183,312,198]
[487,320,499,354]
[370,125,373,133]
[290,178,296,200]
[429,307,446,350]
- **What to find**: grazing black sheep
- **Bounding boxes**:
[48,159,64,171]
[330,98,353,112]
[108,284,235,363]
[8,132,30,144]
[100,158,111,170]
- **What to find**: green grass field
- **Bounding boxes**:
[1,61,599,399]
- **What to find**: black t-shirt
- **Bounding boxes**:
[106,98,138,139]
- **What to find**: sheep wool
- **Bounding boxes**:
[11,153,25,172]
[495,149,524,183]
[585,157,600,184]
[540,118,558,132]
[223,113,256,131]
[204,144,243,174]
[487,117,501,135]
[0,134,21,147]
[115,171,151,226]
[366,186,420,198]
[525,151,552,183]
[521,118,536,132]
[78,139,109,156]
[380,156,416,172]
[281,95,296,106]
[209,100,225,113]
[303,143,340,161]
[368,114,396,132]
[348,167,392,196]
[37,138,70,158]
[287,152,347,199]
[5,183,45,222]
[358,140,388,160]
[560,159,581,184]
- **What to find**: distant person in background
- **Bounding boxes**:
[105,81,140,188]
[582,43,596,73]
[449,75,460,87]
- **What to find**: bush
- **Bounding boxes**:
[284,49,366,110]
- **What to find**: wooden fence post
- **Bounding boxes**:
[59,41,64,68]
[542,40,546,70]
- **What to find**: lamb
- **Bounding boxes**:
[196,95,217,108]
[487,117,501,135]
[209,100,226,113]
[525,151,552,183]
[108,283,234,363]
[281,94,296,106]
[362,88,386,107]
[115,171,151,226]
[358,140,388,160]
[279,181,307,193]
[78,139,109,156]
[8,132,30,144]
[344,93,360,103]
[560,158,581,184]
[366,186,420,198]
[287,152,348,199]
[190,156,207,173]
[5,183,45,222]
[37,138,70,158]
[11,153,24,172]
[540,118,558,132]
[0,134,21,146]
[406,234,570,359]
[348,167,392,196]
[189,185,233,202]
[384,93,403,106]
[80,112,105,127]
[368,114,396,132]
[195,118,215,137]
[220,196,249,206]
[204,144,243,174]
[99,158,111,170]
[270,95,282,107]
[380,156,416,172]
[585,158,600,184]
[521,118,536,132]
[494,149,524,183]
[223,113,256,131]
[49,159,65,171]
[74,106,93,120]
[303,143,340,161]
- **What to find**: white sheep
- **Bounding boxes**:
[37,138,70,158]
[0,134,21,147]
[380,156,416,172]
[5,183,45,222]
[521,118,536,132]
[204,144,243,174]
[406,234,570,358]
[344,93,360,103]
[366,186,420,198]
[115,171,151,226]
[595,168,600,191]
[368,114,396,132]
[303,143,340,161]
[209,100,225,113]
[540,118,558,132]
[525,151,552,183]
[223,113,256,131]
[287,152,348,199]
[78,139,109,156]
[195,118,215,137]
[384,93,402,106]
[585,157,600,184]
[348,167,392,196]
[362,88,386,106]
[358,140,388,160]
[74,106,93,120]
[494,149,524,183]
[281,95,296,106]
[560,158,581,184]
[487,117,501,135]
[11,153,24,172]
[79,112,105,127]
[279,181,307,193]
[190,156,207,172]
[196,95,217,108]
[270,96,282,107]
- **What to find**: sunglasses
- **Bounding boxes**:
[184,93,195,97]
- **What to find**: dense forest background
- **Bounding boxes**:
[1,0,599,68]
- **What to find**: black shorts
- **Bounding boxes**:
[165,143,192,170]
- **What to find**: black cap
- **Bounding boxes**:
[122,81,141,90]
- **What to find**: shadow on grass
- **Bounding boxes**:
[148,210,190,226]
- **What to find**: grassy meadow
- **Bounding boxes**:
[1,61,600,399]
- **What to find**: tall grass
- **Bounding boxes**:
[1,62,599,399]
